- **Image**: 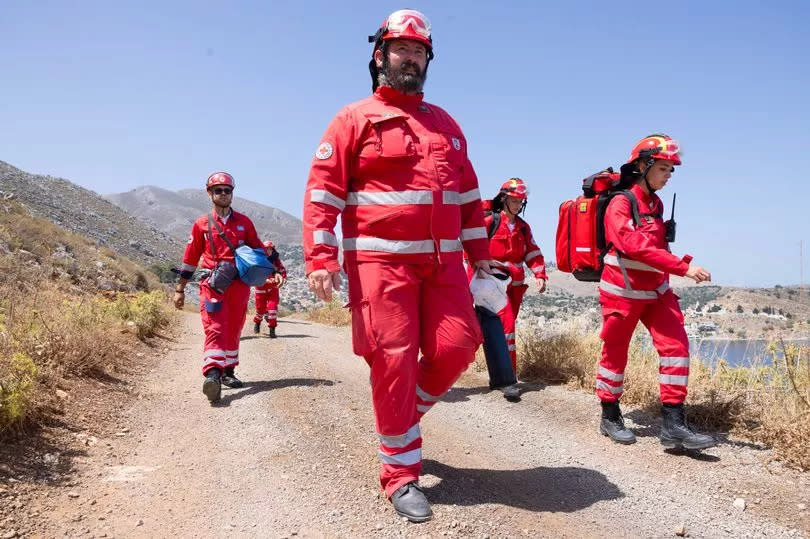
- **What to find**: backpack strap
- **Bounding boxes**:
[487,211,502,239]
[207,212,237,260]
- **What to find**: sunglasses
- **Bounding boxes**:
[212,188,232,195]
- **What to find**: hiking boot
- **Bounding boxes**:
[253,322,261,334]
[500,384,521,402]
[599,401,636,445]
[221,367,244,389]
[391,482,432,523]
[268,326,277,339]
[202,369,222,403]
[660,403,717,450]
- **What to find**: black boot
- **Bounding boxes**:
[500,384,521,402]
[253,321,261,334]
[222,367,244,389]
[268,326,277,339]
[660,403,717,450]
[599,401,636,444]
[202,369,222,403]
[391,482,432,523]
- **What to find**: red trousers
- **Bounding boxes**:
[199,279,251,376]
[347,261,482,498]
[596,290,690,405]
[253,286,279,327]
[497,284,528,374]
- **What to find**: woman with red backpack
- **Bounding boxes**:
[596,135,716,450]
[473,178,548,398]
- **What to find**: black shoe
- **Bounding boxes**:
[599,401,636,444]
[268,326,277,339]
[391,482,432,523]
[202,369,222,403]
[660,403,717,450]
[253,322,261,334]
[500,384,521,402]
[221,367,244,389]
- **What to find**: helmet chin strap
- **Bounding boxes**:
[642,158,657,193]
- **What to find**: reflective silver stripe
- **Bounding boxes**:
[343,237,433,254]
[459,188,481,204]
[599,280,658,300]
[505,333,516,340]
[378,448,422,466]
[204,357,227,367]
[507,344,516,351]
[180,263,197,272]
[379,424,421,449]
[660,374,688,386]
[225,350,238,356]
[313,230,339,246]
[461,227,487,241]
[203,349,226,359]
[660,356,690,367]
[267,310,278,313]
[255,290,270,294]
[439,239,463,252]
[310,189,346,211]
[598,366,625,382]
[596,380,624,395]
[603,254,662,273]
[511,280,524,286]
[416,385,441,402]
[524,249,542,262]
[416,404,433,413]
[442,191,461,205]
[346,190,432,205]
[656,282,671,294]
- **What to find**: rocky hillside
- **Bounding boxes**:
[0,161,182,267]
[106,186,301,245]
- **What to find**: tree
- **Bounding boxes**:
[736,305,744,313]
[753,308,760,314]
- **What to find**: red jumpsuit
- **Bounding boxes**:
[253,249,287,327]
[596,184,692,405]
[469,215,547,373]
[303,86,489,497]
[179,210,263,375]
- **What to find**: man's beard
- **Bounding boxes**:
[377,55,428,93]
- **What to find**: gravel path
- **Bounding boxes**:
[5,313,809,538]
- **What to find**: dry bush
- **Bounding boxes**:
[304,299,351,326]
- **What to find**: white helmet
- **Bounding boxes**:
[469,270,511,313]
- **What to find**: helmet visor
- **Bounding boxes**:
[386,9,431,40]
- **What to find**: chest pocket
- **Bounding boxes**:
[368,114,417,158]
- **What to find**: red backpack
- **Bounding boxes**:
[555,168,649,282]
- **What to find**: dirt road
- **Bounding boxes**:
[4,312,809,538]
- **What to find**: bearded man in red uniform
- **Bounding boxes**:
[303,9,492,522]
[174,172,263,403]
[596,135,716,451]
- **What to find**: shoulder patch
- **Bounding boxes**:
[315,142,334,160]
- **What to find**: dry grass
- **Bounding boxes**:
[0,202,174,437]
[304,298,352,327]
[517,325,810,470]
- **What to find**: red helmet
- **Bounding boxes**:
[627,135,682,166]
[499,178,529,200]
[206,172,235,191]
[370,9,433,55]
[262,240,276,254]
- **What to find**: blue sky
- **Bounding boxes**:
[2,1,808,287]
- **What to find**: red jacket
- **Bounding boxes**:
[179,209,263,274]
[600,184,690,301]
[485,214,547,286]
[255,245,287,291]
[303,86,490,274]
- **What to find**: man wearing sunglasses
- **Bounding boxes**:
[174,172,264,403]
[303,9,492,523]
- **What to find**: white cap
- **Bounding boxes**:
[469,270,511,313]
